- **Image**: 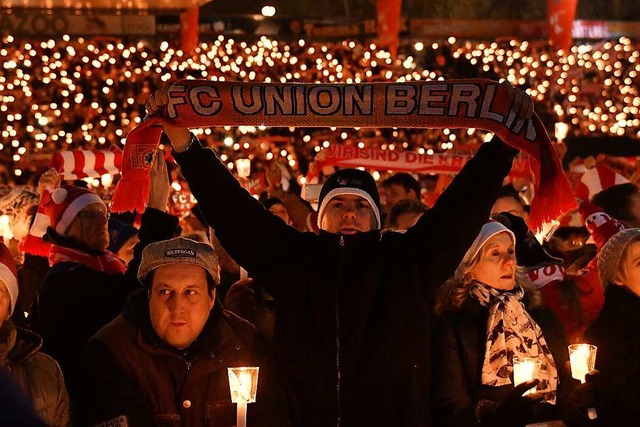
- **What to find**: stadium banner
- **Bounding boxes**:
[0,12,155,35]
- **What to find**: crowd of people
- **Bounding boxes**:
[0,32,639,427]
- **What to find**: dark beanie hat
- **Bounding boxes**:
[317,169,381,230]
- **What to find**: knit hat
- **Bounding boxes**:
[317,169,381,230]
[459,220,516,270]
[138,237,220,285]
[0,243,18,317]
[492,212,563,269]
[597,228,640,287]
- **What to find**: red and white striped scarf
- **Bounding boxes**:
[50,146,122,180]
[49,244,126,275]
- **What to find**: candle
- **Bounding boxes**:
[228,367,260,427]
[555,122,569,141]
[568,344,598,420]
[236,159,251,179]
[568,344,596,383]
[513,357,541,395]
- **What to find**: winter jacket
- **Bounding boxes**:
[583,285,640,425]
[431,296,571,427]
[0,320,70,426]
[80,289,290,427]
[173,136,516,427]
[30,208,178,401]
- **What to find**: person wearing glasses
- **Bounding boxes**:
[30,154,178,406]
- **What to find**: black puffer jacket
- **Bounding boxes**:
[174,136,516,427]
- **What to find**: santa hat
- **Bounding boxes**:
[579,199,625,251]
[317,169,382,230]
[0,242,18,317]
[575,164,629,201]
[23,185,104,256]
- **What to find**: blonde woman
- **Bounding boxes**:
[431,220,578,427]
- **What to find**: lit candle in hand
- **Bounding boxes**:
[513,357,541,395]
[568,344,598,420]
[228,367,260,427]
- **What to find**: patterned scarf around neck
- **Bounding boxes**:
[49,245,126,275]
[470,281,559,404]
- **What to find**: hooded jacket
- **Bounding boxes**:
[80,289,290,427]
[173,136,516,427]
[0,320,70,426]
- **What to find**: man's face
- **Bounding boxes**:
[149,264,215,349]
[116,234,139,267]
[491,196,528,224]
[615,240,640,297]
[383,184,415,210]
[268,203,291,225]
[66,203,110,252]
[321,195,376,234]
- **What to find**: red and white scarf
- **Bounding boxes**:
[49,245,126,275]
[111,79,576,230]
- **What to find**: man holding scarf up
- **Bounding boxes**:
[145,83,532,427]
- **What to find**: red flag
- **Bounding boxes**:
[180,6,199,55]
[377,0,402,58]
[548,0,578,52]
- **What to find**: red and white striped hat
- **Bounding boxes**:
[575,164,629,201]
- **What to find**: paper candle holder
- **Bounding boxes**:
[568,344,597,383]
[513,357,542,395]
[228,366,259,403]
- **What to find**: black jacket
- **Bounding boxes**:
[584,285,640,425]
[431,297,571,426]
[30,208,178,401]
[173,137,516,427]
[80,290,289,427]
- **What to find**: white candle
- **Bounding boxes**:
[568,344,598,420]
[569,344,590,383]
[513,358,540,395]
[228,367,260,427]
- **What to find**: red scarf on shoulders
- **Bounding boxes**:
[49,245,126,275]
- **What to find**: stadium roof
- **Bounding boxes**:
[1,0,211,11]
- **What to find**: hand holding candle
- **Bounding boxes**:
[568,344,598,420]
[228,367,259,427]
[513,357,541,396]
